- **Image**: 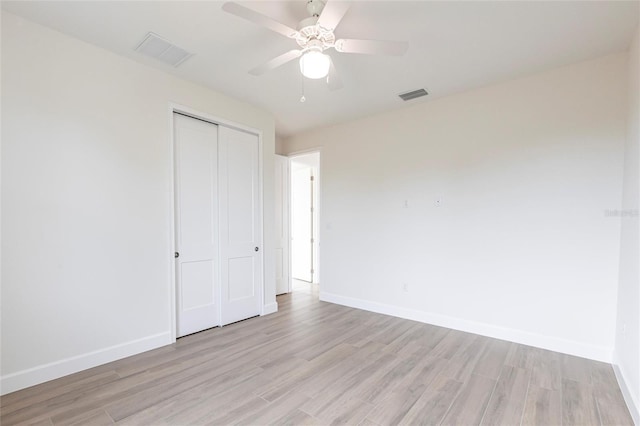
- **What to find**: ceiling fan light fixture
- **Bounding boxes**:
[299,49,330,79]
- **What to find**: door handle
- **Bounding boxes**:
[175,252,180,258]
[255,247,259,252]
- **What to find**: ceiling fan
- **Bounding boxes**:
[222,0,409,90]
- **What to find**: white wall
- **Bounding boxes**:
[283,53,627,362]
[615,25,640,424]
[275,135,286,155]
[1,12,276,394]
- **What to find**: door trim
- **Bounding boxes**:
[274,155,290,296]
[168,102,265,342]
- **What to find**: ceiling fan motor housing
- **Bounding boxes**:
[296,16,335,50]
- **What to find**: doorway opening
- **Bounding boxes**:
[290,152,320,295]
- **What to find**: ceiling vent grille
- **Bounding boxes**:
[398,88,428,101]
[135,32,193,67]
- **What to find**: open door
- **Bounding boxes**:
[290,152,320,284]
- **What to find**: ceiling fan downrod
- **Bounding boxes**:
[306,0,326,18]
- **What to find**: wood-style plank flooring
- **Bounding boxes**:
[1,288,634,425]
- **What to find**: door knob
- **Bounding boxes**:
[175,252,180,258]
[255,247,259,252]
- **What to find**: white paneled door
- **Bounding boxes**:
[174,113,262,336]
[219,126,262,326]
[174,114,219,337]
[274,155,290,295]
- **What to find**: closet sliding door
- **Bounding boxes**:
[219,126,262,326]
[174,114,262,336]
[174,113,219,337]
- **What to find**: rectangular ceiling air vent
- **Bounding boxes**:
[398,88,429,101]
[135,32,193,67]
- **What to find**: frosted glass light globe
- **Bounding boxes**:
[300,50,330,79]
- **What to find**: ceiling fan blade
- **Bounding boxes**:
[249,50,303,76]
[327,57,343,91]
[222,2,299,39]
[334,39,409,56]
[317,0,351,31]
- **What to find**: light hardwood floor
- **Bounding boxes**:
[1,290,634,426]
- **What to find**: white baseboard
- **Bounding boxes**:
[613,353,640,425]
[320,291,613,363]
[262,302,278,315]
[0,331,172,396]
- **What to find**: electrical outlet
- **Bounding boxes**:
[622,324,627,338]
[402,282,409,292]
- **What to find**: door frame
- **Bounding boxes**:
[168,102,265,342]
[274,154,291,296]
[288,148,322,292]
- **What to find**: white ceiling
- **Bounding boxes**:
[2,1,639,137]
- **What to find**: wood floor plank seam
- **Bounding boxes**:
[477,368,500,426]
[517,370,532,426]
[594,392,604,426]
[422,375,466,426]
